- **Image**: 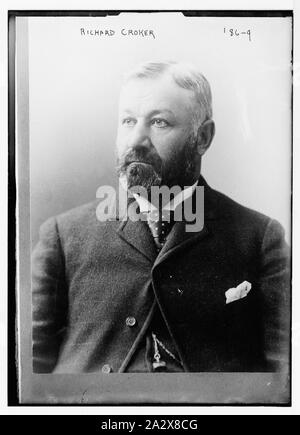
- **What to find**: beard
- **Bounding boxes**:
[117,147,163,194]
[162,134,199,189]
[117,134,199,195]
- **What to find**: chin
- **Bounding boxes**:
[126,162,162,192]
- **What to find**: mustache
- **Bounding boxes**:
[117,147,163,173]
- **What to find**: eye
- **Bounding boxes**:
[151,118,169,128]
[122,117,136,126]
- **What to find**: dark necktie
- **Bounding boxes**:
[146,209,175,250]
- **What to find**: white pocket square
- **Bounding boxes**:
[225,281,252,304]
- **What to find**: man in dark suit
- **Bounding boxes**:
[32,61,290,374]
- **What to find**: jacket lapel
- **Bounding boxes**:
[155,221,210,265]
[154,179,216,266]
[116,199,157,263]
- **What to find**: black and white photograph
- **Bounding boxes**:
[10,9,293,405]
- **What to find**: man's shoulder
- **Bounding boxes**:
[205,186,289,254]
[206,185,283,239]
[44,199,119,237]
[209,186,271,223]
[56,199,100,224]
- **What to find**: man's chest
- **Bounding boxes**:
[64,228,259,327]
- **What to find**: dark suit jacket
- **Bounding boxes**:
[32,178,290,373]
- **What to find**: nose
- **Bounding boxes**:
[128,120,152,149]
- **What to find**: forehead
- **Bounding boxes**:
[118,74,197,114]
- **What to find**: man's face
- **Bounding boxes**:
[116,74,201,192]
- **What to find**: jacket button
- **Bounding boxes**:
[126,316,136,327]
[102,364,112,374]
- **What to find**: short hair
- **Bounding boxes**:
[123,61,213,132]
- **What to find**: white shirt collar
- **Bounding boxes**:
[119,176,198,213]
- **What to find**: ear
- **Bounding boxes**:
[196,120,215,156]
